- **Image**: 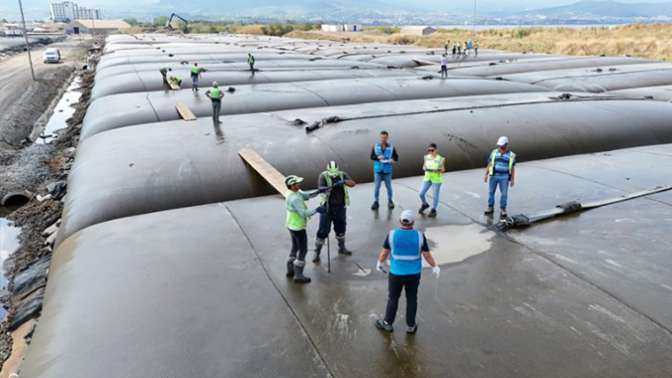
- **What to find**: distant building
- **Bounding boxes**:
[321,24,361,32]
[2,24,24,37]
[65,19,130,34]
[49,1,101,22]
[400,26,437,36]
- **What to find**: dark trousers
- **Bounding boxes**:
[211,100,221,124]
[289,229,308,264]
[316,205,346,239]
[384,273,421,327]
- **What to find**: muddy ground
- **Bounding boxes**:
[0,37,98,371]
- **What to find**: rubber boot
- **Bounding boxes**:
[336,235,352,256]
[312,238,325,263]
[484,207,494,215]
[293,264,311,284]
[286,259,295,278]
[418,203,429,214]
[371,201,379,210]
[428,209,437,218]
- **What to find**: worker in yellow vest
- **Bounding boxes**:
[418,143,446,217]
[248,52,256,71]
[313,161,356,263]
[190,62,205,92]
[205,81,224,125]
[484,136,516,219]
[285,175,326,284]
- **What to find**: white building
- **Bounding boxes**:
[2,24,24,37]
[400,26,437,36]
[49,1,101,22]
[321,24,361,32]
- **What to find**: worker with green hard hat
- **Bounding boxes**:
[285,175,326,284]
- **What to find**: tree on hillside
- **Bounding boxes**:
[124,18,139,26]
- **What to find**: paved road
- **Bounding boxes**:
[0,37,88,147]
[0,37,85,112]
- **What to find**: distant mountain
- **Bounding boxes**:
[519,0,672,18]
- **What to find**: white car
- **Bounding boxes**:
[43,48,61,63]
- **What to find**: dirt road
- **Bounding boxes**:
[0,37,87,148]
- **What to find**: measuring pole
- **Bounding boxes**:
[18,0,36,81]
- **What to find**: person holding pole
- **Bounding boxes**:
[312,161,356,264]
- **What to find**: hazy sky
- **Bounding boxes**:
[3,0,672,20]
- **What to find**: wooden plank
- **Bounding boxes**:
[238,148,288,197]
[175,102,196,121]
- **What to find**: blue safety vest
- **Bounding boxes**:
[373,143,394,174]
[388,228,423,275]
[488,149,516,176]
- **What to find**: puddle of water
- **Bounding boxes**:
[38,77,82,144]
[423,223,495,266]
[0,217,21,319]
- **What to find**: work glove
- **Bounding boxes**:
[332,180,345,187]
[376,260,386,274]
[432,266,441,279]
[315,206,327,214]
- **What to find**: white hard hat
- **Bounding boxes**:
[497,136,509,146]
[212,81,218,86]
[400,209,416,225]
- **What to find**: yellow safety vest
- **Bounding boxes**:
[423,154,445,184]
[319,171,350,206]
[286,191,308,230]
[488,149,516,176]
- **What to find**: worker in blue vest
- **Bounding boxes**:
[484,136,517,219]
[375,209,440,334]
[370,130,399,210]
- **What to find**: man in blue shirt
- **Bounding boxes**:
[375,210,440,334]
[370,130,399,210]
[484,136,517,219]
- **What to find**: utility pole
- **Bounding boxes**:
[472,0,477,35]
[18,0,36,81]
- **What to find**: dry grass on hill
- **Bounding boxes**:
[286,24,672,61]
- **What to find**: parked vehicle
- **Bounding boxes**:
[43,48,61,63]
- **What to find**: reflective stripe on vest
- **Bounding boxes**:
[389,229,422,261]
[319,171,349,206]
[424,154,443,171]
[488,149,516,176]
[373,143,394,174]
[286,191,307,230]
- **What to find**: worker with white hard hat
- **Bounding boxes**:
[375,209,440,334]
[284,175,326,284]
[484,136,517,219]
[205,81,224,125]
